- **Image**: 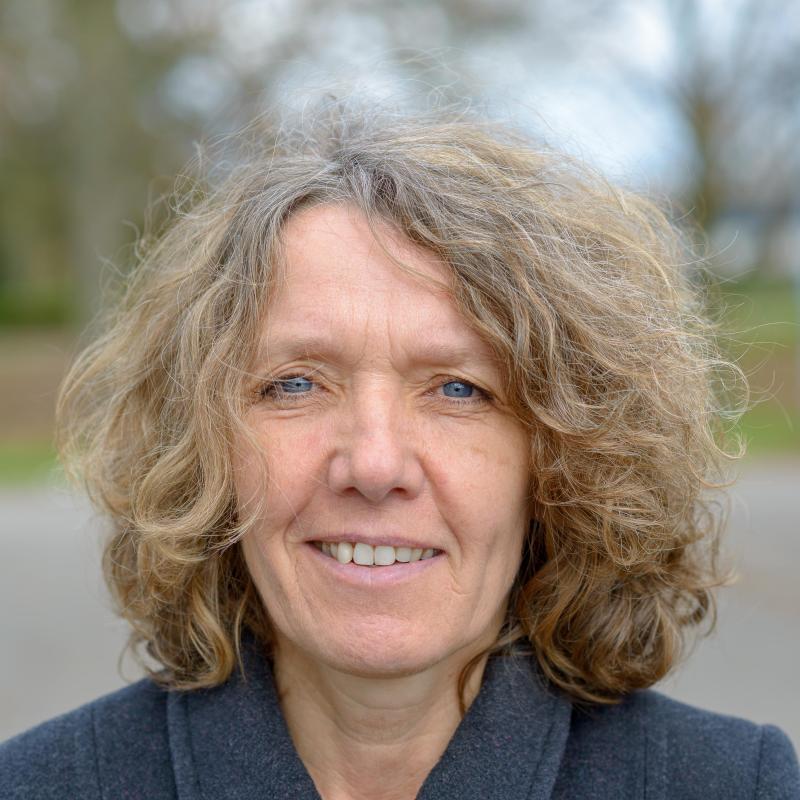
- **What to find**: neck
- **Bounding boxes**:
[272,640,490,800]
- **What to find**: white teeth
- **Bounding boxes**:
[336,542,352,564]
[374,546,396,566]
[353,542,374,566]
[314,542,437,566]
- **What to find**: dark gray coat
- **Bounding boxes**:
[2,639,798,799]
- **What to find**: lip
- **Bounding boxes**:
[304,542,444,587]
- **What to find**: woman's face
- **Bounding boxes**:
[236,204,531,678]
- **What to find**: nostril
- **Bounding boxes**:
[326,434,425,503]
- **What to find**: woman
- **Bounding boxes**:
[1,101,798,799]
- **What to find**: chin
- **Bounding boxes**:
[309,624,456,679]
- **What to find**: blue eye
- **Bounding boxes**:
[261,375,316,400]
[276,376,314,394]
[441,380,475,398]
[260,375,489,406]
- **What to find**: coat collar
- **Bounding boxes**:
[167,637,572,800]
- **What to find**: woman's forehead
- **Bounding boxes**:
[257,205,499,371]
[275,203,448,291]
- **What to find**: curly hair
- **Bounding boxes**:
[56,98,744,709]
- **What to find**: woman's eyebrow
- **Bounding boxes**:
[255,333,500,371]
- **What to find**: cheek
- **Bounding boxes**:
[426,421,530,590]
[432,422,530,523]
[233,420,329,517]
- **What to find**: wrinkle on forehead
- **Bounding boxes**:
[273,203,452,299]
[259,204,499,375]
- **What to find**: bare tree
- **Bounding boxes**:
[608,0,800,272]
[6,0,795,327]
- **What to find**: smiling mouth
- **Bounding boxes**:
[312,541,441,567]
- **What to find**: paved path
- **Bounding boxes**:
[1,460,798,747]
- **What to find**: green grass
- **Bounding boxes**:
[0,442,60,485]
[714,279,799,347]
[0,283,77,328]
[714,279,800,455]
[734,406,800,456]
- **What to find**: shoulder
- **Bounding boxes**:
[0,679,175,800]
[636,690,799,798]
[564,689,800,799]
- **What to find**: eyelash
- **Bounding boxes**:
[258,374,492,407]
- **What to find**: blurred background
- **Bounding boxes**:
[1,0,798,746]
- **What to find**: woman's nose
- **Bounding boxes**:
[326,386,425,504]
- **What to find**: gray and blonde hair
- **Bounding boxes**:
[57,99,743,707]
